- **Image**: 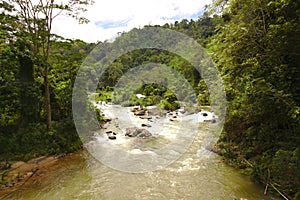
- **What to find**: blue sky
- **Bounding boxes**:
[95,17,133,29]
[52,0,212,42]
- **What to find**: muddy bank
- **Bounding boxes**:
[0,153,76,198]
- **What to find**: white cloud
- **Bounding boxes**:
[52,0,212,43]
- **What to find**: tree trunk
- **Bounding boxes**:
[44,68,51,130]
[19,43,38,124]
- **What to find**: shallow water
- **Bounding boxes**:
[2,104,278,200]
[2,150,277,200]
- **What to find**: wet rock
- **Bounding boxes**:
[106,131,117,135]
[106,131,117,139]
[168,115,178,121]
[125,128,152,138]
[138,131,152,138]
[130,107,139,112]
[108,135,117,140]
[131,107,149,116]
[139,115,152,120]
[147,107,163,116]
[141,123,151,127]
[134,109,146,116]
[104,117,112,122]
[125,128,139,137]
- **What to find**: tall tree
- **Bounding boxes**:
[6,0,93,129]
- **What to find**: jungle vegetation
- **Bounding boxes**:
[0,0,299,198]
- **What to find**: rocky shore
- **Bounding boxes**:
[0,154,71,198]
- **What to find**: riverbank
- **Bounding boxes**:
[0,153,78,198]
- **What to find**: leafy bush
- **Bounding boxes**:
[0,120,82,162]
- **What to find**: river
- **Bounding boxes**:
[2,104,278,200]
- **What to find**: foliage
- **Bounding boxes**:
[0,1,94,161]
[3,0,93,129]
[0,40,92,162]
[93,83,180,111]
[210,0,300,198]
[94,106,105,124]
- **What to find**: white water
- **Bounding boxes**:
[88,102,219,172]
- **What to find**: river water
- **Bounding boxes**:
[2,104,278,200]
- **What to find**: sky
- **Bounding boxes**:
[52,0,212,43]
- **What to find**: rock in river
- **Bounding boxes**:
[133,109,147,116]
[106,131,117,140]
[141,123,151,127]
[108,135,116,140]
[125,127,152,138]
[139,115,152,120]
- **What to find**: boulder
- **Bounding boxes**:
[147,107,163,116]
[138,130,152,138]
[108,135,117,140]
[125,128,152,138]
[134,109,146,116]
[106,131,118,139]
